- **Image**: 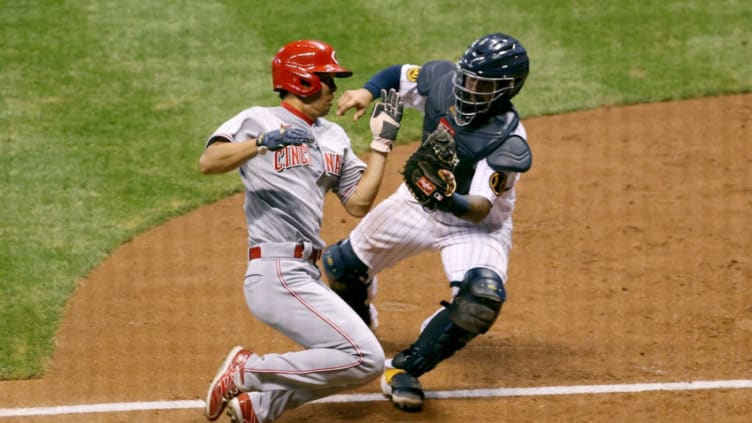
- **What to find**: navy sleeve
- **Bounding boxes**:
[363,65,402,99]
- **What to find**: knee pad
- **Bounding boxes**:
[322,239,369,284]
[322,239,373,325]
[448,267,505,334]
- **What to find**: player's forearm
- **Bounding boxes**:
[447,194,492,223]
[199,140,259,174]
[343,150,389,217]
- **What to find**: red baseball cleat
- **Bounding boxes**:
[204,346,252,421]
[227,392,259,423]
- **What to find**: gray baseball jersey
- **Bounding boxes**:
[209,105,366,249]
[207,105,383,422]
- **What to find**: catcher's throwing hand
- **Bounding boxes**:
[256,127,313,151]
[336,88,374,120]
[403,126,459,210]
[438,169,457,196]
[369,89,403,153]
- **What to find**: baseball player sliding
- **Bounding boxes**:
[199,40,403,423]
[322,32,532,411]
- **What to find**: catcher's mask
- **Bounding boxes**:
[272,40,352,98]
[453,33,529,126]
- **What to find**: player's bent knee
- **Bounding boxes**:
[362,341,386,378]
[346,332,385,380]
[448,267,506,334]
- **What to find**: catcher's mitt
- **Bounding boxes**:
[402,126,459,211]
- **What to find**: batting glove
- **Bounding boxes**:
[257,127,313,151]
[369,89,403,153]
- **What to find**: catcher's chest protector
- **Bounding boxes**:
[422,71,521,194]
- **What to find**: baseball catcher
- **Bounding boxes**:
[402,126,459,211]
[324,31,532,412]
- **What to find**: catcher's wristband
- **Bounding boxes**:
[444,194,470,217]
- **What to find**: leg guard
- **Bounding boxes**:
[392,268,506,377]
[392,307,475,377]
[322,239,374,327]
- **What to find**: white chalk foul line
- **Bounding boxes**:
[0,400,203,418]
[1,379,751,417]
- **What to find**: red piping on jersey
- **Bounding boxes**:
[281,102,316,126]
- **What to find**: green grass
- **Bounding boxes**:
[1,0,750,379]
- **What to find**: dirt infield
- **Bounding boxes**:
[1,94,751,422]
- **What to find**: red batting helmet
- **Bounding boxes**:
[272,40,352,98]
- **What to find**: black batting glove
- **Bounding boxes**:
[257,127,313,151]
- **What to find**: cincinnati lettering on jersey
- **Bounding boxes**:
[323,152,342,176]
[274,144,311,171]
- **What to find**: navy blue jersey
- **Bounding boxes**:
[416,61,528,194]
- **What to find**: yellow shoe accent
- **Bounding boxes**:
[383,367,406,384]
[380,368,424,411]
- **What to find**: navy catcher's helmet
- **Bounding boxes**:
[453,33,529,125]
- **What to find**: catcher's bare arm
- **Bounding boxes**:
[445,136,532,223]
[336,64,402,120]
[336,88,374,120]
[448,194,492,223]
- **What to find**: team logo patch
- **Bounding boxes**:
[489,172,507,196]
[438,117,456,137]
[406,66,420,82]
[416,175,436,195]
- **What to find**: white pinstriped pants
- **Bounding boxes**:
[349,184,513,296]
